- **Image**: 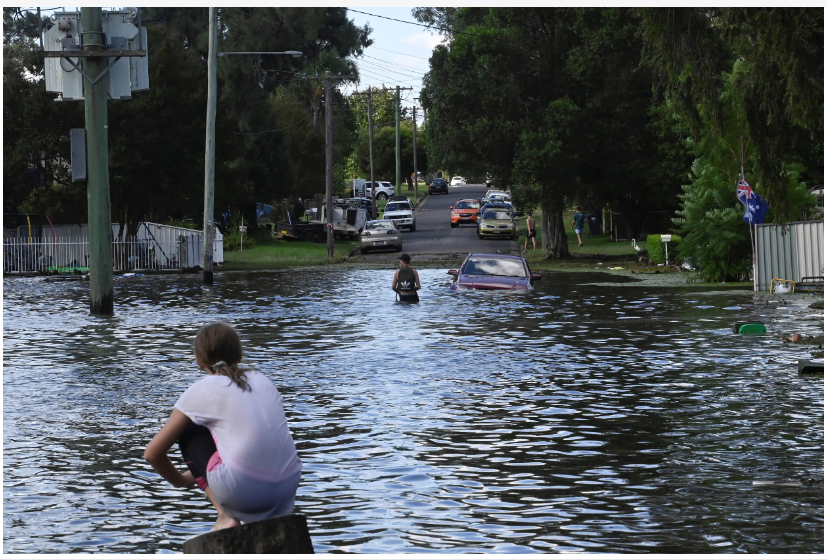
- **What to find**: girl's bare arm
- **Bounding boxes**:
[144,408,196,488]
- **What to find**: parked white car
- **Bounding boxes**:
[353,179,395,200]
[450,176,466,186]
[382,200,417,231]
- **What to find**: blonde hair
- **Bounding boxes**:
[194,322,250,392]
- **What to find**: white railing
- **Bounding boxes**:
[3,236,189,273]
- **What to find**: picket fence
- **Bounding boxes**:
[3,234,221,274]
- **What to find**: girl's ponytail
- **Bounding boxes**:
[209,361,250,392]
[195,323,251,392]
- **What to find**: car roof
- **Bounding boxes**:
[455,198,479,203]
[366,219,395,224]
[481,202,513,209]
[465,253,526,262]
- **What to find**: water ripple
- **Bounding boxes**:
[3,270,823,553]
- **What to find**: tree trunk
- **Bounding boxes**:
[541,208,550,251]
[545,209,570,259]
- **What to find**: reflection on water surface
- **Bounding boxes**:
[3,270,823,553]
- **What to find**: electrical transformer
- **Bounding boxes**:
[43,9,149,101]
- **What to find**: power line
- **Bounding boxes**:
[234,114,311,135]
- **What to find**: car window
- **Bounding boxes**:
[365,221,395,231]
[462,258,526,277]
[455,201,480,209]
[483,210,512,220]
[385,203,411,212]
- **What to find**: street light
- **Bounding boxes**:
[202,8,304,285]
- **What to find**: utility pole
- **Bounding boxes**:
[393,86,413,193]
[367,88,377,219]
[324,72,336,258]
[301,72,355,258]
[412,106,418,200]
[81,7,113,314]
[202,7,218,285]
[395,85,401,192]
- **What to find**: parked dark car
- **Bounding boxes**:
[447,253,541,290]
[428,178,449,195]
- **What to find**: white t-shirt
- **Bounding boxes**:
[174,370,302,482]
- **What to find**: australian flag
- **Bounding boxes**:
[737,178,769,224]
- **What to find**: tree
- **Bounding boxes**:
[419,8,690,256]
[4,7,372,234]
[353,123,426,184]
[639,7,824,221]
[673,67,817,281]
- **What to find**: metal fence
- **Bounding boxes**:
[3,236,187,273]
[755,220,824,292]
[3,221,224,274]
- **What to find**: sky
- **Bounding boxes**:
[26,6,441,121]
[344,7,444,121]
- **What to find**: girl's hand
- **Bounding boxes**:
[144,409,195,488]
[174,469,197,488]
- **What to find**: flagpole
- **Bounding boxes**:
[742,166,758,292]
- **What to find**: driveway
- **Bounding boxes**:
[351,183,519,263]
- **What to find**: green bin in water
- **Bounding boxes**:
[733,322,767,334]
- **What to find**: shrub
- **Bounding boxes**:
[646,234,682,264]
[221,213,257,252]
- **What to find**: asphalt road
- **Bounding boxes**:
[356,183,518,262]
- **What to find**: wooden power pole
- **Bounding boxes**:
[202,7,218,284]
[412,106,418,200]
[304,71,355,258]
[367,88,377,219]
[394,86,413,193]
[81,7,114,314]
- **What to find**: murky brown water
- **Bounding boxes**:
[3,270,823,553]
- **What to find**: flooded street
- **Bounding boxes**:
[3,269,823,553]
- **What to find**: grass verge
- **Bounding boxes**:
[221,237,359,270]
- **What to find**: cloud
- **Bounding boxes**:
[400,31,446,51]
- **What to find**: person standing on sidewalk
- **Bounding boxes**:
[524,212,536,251]
[571,207,586,247]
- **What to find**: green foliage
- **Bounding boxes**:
[166,218,198,230]
[418,8,692,257]
[352,123,426,184]
[3,8,370,231]
[639,7,823,221]
[673,160,752,282]
[646,234,681,264]
[221,212,256,252]
[670,67,817,282]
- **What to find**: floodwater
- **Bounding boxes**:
[3,269,823,554]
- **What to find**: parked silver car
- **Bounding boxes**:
[359,220,403,254]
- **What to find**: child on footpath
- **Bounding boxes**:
[144,322,302,532]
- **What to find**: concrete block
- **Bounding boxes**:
[798,360,824,376]
[183,513,314,554]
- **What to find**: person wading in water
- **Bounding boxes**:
[392,253,421,302]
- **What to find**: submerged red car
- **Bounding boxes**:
[448,253,541,290]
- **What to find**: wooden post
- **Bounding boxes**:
[81,7,113,315]
[183,514,314,554]
[395,85,401,193]
[324,72,334,259]
[367,88,377,219]
[412,106,418,200]
[202,7,218,284]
